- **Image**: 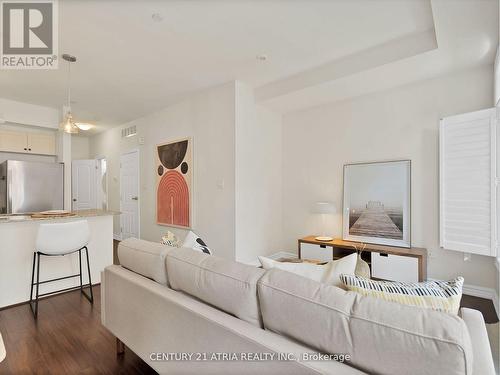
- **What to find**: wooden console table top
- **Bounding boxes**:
[299,236,427,281]
[299,236,427,258]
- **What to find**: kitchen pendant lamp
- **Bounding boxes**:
[59,54,79,134]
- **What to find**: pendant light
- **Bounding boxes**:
[60,54,79,134]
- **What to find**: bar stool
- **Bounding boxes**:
[29,220,94,319]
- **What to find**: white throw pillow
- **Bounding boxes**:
[258,253,357,287]
[182,230,213,255]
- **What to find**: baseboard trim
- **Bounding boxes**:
[462,283,499,319]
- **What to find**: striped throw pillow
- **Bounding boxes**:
[340,274,464,314]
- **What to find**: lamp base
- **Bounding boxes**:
[315,236,333,242]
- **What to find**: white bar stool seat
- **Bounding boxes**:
[29,220,94,319]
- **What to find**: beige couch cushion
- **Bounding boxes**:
[118,238,172,285]
[258,269,473,375]
[103,265,366,375]
[166,248,266,327]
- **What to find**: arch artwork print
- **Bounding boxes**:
[156,138,192,228]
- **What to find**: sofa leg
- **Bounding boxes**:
[116,338,125,355]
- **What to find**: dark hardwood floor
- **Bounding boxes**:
[0,286,157,375]
[461,294,498,324]
[113,239,120,266]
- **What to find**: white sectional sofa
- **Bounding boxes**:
[101,238,496,375]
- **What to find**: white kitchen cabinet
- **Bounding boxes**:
[0,130,56,155]
[27,133,56,155]
[0,131,28,153]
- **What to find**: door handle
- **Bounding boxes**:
[131,196,138,201]
[72,198,77,202]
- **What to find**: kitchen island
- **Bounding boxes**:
[0,210,117,309]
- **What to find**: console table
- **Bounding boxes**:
[298,236,427,282]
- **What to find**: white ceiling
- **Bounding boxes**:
[259,0,499,113]
[0,0,496,132]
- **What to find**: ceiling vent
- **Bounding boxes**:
[122,125,137,138]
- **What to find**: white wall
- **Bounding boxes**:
[71,136,90,160]
[235,82,283,264]
[90,82,236,259]
[282,65,497,289]
[0,98,59,128]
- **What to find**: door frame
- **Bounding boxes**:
[95,155,108,211]
[120,148,140,240]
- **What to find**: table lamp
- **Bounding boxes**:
[313,201,336,241]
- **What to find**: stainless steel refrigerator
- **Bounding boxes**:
[0,160,64,214]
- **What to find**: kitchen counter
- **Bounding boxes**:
[0,209,119,223]
[0,209,115,308]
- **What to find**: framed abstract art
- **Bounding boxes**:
[156,137,192,228]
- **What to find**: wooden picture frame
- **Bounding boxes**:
[342,160,411,248]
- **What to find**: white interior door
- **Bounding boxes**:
[72,160,98,210]
[120,150,139,240]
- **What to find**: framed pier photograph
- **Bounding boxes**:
[342,160,411,248]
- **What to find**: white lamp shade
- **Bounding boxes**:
[313,201,336,214]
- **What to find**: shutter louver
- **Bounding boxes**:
[440,108,497,257]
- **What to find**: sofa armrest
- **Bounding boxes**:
[459,308,496,375]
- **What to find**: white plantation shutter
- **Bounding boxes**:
[439,108,497,257]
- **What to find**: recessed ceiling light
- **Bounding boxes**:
[152,13,163,22]
[75,122,93,131]
[256,54,268,62]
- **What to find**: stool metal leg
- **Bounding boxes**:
[82,246,93,304]
[30,252,41,319]
[29,252,38,318]
[78,249,83,292]
[29,246,93,319]
[29,252,36,304]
